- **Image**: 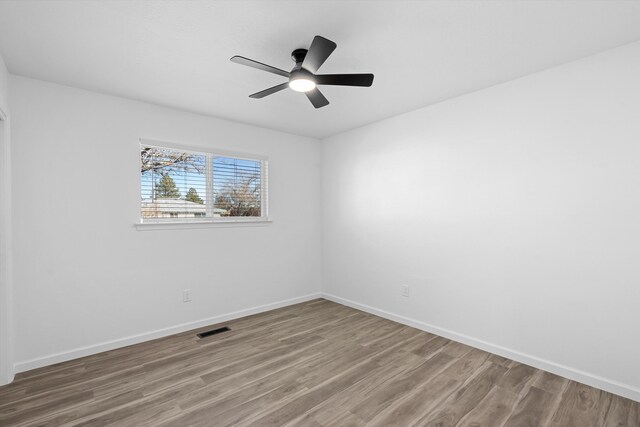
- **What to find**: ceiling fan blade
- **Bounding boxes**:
[230,56,290,78]
[301,36,337,74]
[249,82,290,99]
[305,88,329,109]
[315,74,374,87]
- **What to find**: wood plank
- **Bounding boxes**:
[503,386,557,427]
[293,362,409,426]
[0,390,93,426]
[412,335,450,357]
[321,411,366,426]
[627,398,640,426]
[24,389,144,427]
[368,372,461,426]
[416,362,508,427]
[440,348,491,383]
[239,360,381,426]
[533,371,568,395]
[457,384,520,427]
[487,353,513,368]
[548,381,610,427]
[157,370,308,426]
[351,352,456,421]
[602,394,633,427]
[441,340,474,358]
[497,361,538,394]
[69,378,204,426]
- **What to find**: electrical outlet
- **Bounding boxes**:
[183,289,192,303]
[401,284,410,298]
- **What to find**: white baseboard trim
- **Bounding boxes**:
[14,293,322,374]
[321,292,640,403]
[0,370,14,387]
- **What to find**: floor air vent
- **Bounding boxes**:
[197,326,231,339]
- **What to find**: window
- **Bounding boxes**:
[140,140,268,224]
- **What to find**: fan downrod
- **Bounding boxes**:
[291,49,308,64]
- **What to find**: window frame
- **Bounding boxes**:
[137,138,270,228]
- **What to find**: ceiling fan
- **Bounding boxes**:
[230,35,374,109]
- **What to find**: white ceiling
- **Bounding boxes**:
[1,1,640,139]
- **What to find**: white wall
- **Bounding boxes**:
[0,52,14,385]
[0,56,8,111]
[9,75,322,370]
[322,41,640,401]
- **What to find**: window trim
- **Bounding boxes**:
[137,138,270,227]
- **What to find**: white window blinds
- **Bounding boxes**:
[140,142,268,223]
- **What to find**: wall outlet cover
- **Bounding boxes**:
[183,289,192,302]
[401,284,410,297]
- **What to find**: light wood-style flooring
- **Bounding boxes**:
[0,299,638,426]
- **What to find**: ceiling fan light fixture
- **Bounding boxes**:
[289,77,316,92]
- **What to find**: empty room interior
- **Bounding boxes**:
[1,1,640,426]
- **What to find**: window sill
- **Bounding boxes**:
[134,219,272,231]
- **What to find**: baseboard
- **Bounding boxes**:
[14,292,322,374]
[321,292,640,403]
[0,370,14,386]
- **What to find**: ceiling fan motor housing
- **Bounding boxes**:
[289,49,316,88]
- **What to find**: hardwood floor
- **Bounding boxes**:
[0,299,638,426]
